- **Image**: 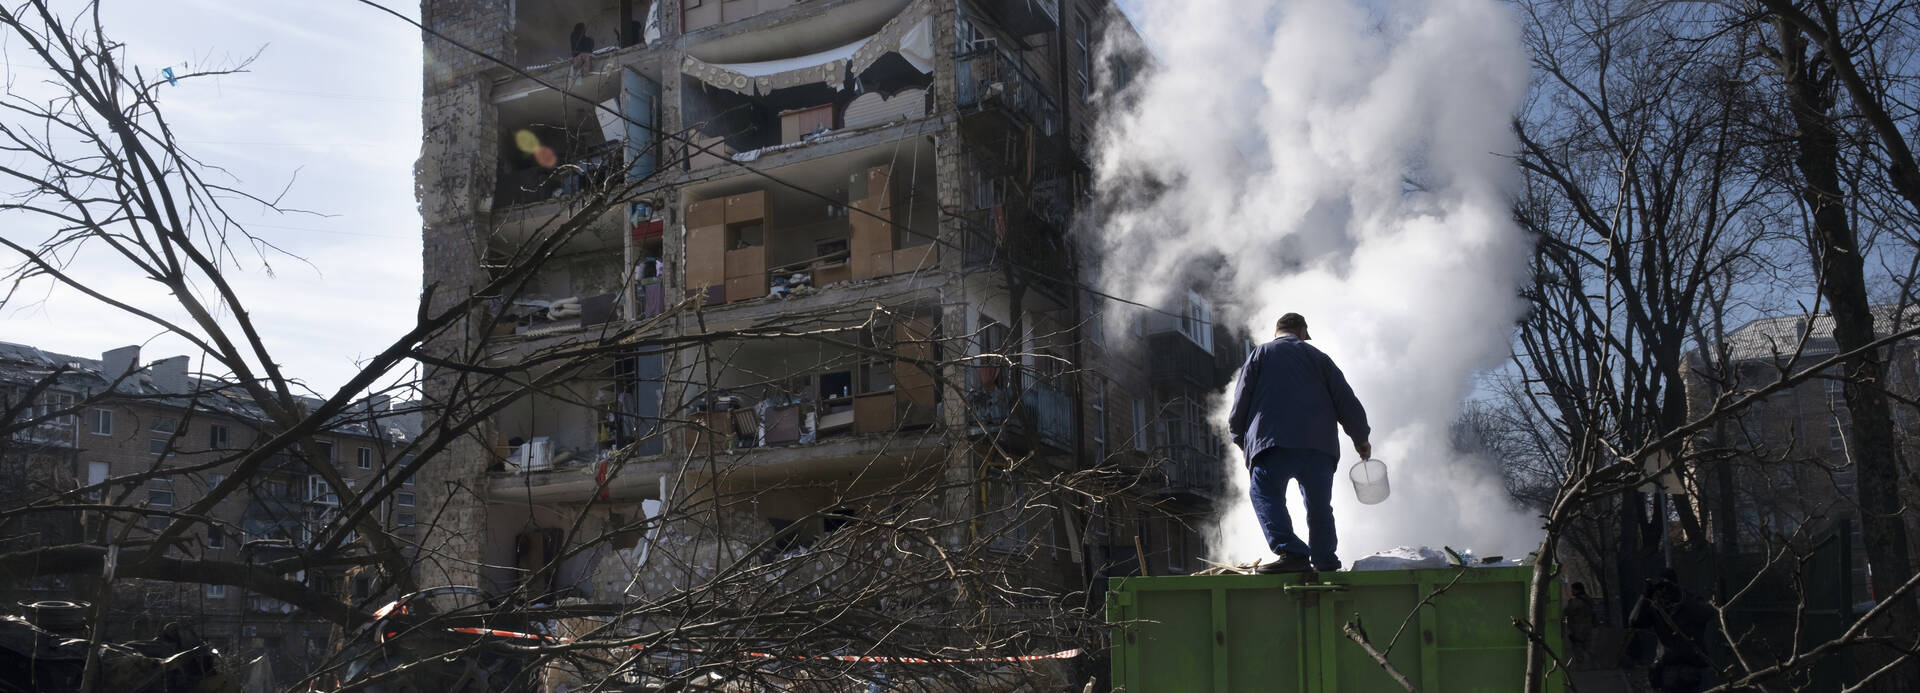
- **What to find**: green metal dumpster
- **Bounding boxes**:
[1106,567,1562,692]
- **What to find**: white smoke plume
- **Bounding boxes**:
[1093,0,1540,563]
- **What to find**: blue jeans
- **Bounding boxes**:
[1249,447,1340,570]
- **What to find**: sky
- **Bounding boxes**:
[0,0,424,395]
[0,2,1151,395]
[1,1,1543,561]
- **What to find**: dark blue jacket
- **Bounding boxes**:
[1227,335,1370,465]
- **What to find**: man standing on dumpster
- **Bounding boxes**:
[1227,312,1371,573]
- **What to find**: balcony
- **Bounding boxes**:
[1028,381,1073,449]
[975,0,1059,36]
[967,373,1074,452]
[9,420,75,448]
[513,0,653,70]
[957,201,1070,279]
[486,350,665,480]
[683,141,938,306]
[494,142,624,209]
[681,320,938,454]
[1151,444,1226,501]
[491,69,637,213]
[1147,333,1220,389]
[955,48,1061,139]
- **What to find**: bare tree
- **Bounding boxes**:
[0,2,1182,691]
[1505,1,1920,691]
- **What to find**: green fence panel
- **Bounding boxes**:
[1107,567,1563,693]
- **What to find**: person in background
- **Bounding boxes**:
[1564,582,1599,669]
[1630,571,1714,693]
[1227,312,1371,574]
[569,23,595,74]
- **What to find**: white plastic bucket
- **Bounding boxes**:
[1350,458,1390,505]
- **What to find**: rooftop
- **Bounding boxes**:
[0,340,415,441]
[1720,305,1920,363]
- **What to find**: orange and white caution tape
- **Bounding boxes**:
[439,626,1078,663]
[740,648,1082,663]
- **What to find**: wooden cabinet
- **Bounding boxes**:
[853,393,895,434]
[850,165,896,280]
[850,198,890,280]
[684,410,737,454]
[724,275,764,302]
[724,190,766,224]
[894,319,938,427]
[723,248,765,300]
[725,246,766,278]
[686,190,772,302]
[866,165,893,211]
[891,243,937,275]
[685,224,726,291]
[780,104,835,143]
[688,198,726,228]
[763,404,804,445]
[813,261,851,286]
[865,249,894,279]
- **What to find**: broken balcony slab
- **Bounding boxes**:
[486,428,945,504]
[682,271,943,333]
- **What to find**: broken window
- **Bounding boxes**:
[1179,291,1215,354]
[493,73,622,209]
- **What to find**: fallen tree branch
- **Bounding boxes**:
[1343,614,1420,693]
[0,544,358,624]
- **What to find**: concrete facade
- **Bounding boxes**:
[1684,309,1920,599]
[412,0,1231,678]
[0,341,414,682]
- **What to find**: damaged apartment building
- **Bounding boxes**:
[413,0,1238,670]
[0,341,418,683]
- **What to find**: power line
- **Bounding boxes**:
[5,61,410,103]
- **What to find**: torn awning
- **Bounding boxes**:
[681,0,931,96]
[849,0,932,74]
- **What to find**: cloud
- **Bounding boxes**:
[0,1,424,395]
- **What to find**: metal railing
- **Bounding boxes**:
[955,49,1061,137]
[1152,444,1227,498]
[1026,380,1073,449]
[977,0,1059,36]
[965,374,1075,451]
[1147,333,1221,388]
[9,421,75,447]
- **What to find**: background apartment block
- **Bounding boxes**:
[1682,310,1920,595]
[412,0,1240,659]
[0,341,417,681]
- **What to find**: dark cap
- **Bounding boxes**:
[1276,313,1309,335]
